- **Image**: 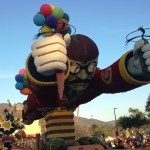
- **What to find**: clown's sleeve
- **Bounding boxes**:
[91,50,150,94]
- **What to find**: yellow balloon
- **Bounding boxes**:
[50,4,55,10]
[41,26,53,37]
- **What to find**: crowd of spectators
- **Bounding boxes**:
[0,132,150,150]
[100,134,150,149]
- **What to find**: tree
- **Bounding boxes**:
[89,124,103,137]
[118,108,150,130]
[145,93,150,117]
[75,124,91,138]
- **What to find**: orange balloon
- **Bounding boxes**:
[57,18,68,31]
[20,88,30,95]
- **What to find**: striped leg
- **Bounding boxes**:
[45,108,75,141]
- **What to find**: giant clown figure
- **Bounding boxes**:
[15,3,150,149]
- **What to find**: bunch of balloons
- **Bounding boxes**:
[15,68,30,95]
[33,4,71,37]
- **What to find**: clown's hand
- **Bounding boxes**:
[127,39,150,80]
[31,33,71,76]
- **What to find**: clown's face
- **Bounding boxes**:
[66,58,98,91]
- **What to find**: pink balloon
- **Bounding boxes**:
[19,68,26,76]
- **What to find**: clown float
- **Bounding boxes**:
[15,3,150,150]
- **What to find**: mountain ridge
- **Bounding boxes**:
[0,103,115,127]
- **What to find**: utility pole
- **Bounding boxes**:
[114,108,118,136]
[76,106,80,139]
[76,106,80,125]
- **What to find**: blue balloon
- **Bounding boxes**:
[33,13,45,26]
[15,74,23,82]
[15,82,23,90]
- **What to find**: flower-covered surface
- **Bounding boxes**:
[0,100,24,136]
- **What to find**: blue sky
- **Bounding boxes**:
[0,0,150,121]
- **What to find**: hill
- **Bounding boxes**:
[74,116,115,127]
[0,103,115,127]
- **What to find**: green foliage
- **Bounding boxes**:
[118,108,150,130]
[89,124,115,137]
[76,124,91,138]
[145,94,150,117]
[89,124,102,137]
[118,116,132,129]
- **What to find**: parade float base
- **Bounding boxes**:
[67,144,104,150]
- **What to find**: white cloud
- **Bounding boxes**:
[0,73,15,79]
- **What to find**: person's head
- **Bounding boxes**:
[4,141,12,149]
[66,34,99,91]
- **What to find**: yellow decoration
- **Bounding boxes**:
[46,110,73,117]
[13,118,20,125]
[1,121,11,130]
[46,119,74,124]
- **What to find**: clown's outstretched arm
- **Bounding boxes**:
[127,39,150,81]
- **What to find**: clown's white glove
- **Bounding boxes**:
[127,39,150,80]
[31,33,71,76]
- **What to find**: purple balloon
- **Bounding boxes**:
[45,16,57,28]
